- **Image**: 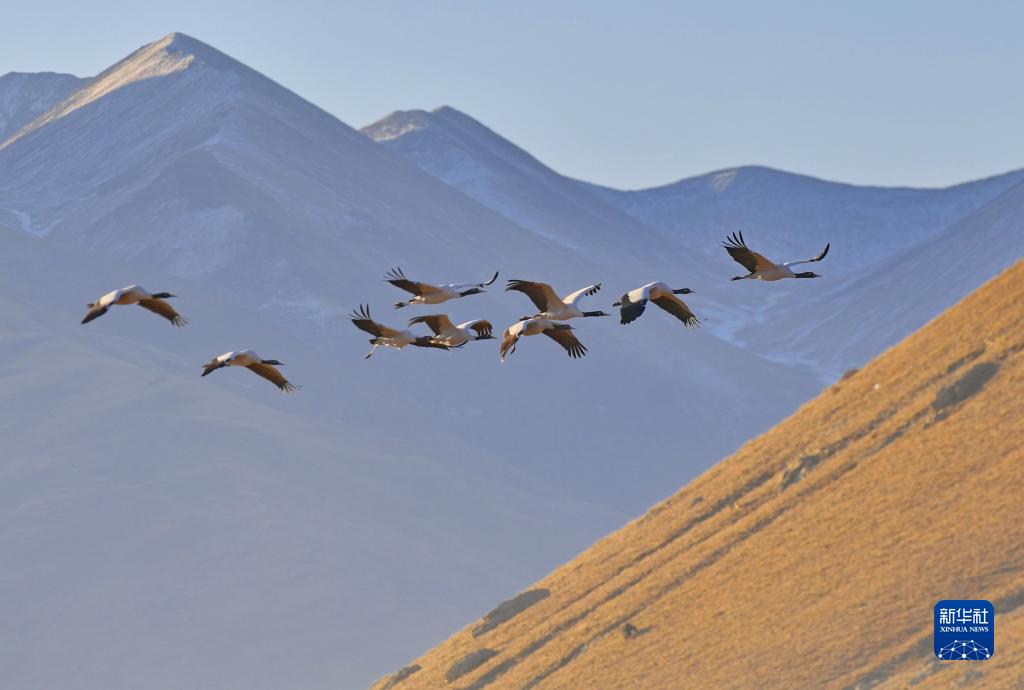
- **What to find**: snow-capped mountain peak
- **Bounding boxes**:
[2,33,257,149]
[362,108,432,142]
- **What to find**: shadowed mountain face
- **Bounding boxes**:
[0,34,828,689]
[0,71,87,143]
[362,107,686,270]
[585,164,1024,273]
[364,107,1024,380]
[376,260,1024,689]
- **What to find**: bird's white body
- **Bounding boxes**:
[622,281,671,304]
[385,268,498,308]
[404,284,477,306]
[723,232,829,282]
[96,284,151,307]
[615,282,700,327]
[432,319,490,347]
[500,318,558,362]
[373,330,419,350]
[499,317,587,362]
[202,350,295,391]
[349,304,455,358]
[82,284,186,326]
[538,285,602,320]
[507,317,555,340]
[506,280,604,321]
[745,264,797,281]
[214,350,261,367]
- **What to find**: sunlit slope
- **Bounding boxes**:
[378,260,1024,690]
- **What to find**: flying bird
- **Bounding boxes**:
[505,280,607,320]
[81,285,186,326]
[349,304,457,358]
[384,267,499,308]
[722,231,830,281]
[613,282,699,327]
[407,314,495,348]
[201,350,297,392]
[499,317,587,362]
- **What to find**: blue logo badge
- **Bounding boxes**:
[934,600,993,660]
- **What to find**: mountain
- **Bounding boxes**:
[0,34,824,688]
[376,259,1024,690]
[738,180,1024,376]
[362,108,1024,380]
[0,34,564,308]
[584,164,1024,274]
[362,107,687,271]
[0,71,87,143]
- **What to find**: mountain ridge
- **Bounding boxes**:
[362,104,1024,380]
[0,70,87,144]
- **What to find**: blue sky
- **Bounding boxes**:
[3,1,1022,189]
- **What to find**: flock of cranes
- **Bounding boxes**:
[80,234,831,392]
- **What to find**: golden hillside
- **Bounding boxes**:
[374,261,1024,690]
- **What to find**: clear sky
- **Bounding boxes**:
[3,1,1022,190]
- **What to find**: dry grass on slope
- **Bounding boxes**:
[375,261,1024,690]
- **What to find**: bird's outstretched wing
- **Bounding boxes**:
[349,305,402,337]
[138,298,187,326]
[722,231,774,273]
[617,294,648,325]
[544,326,587,358]
[247,363,298,392]
[81,304,108,324]
[499,329,519,362]
[464,320,493,338]
[411,336,456,351]
[448,271,500,291]
[506,280,560,312]
[652,295,700,328]
[384,267,442,295]
[561,283,601,306]
[784,243,831,267]
[407,314,455,335]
